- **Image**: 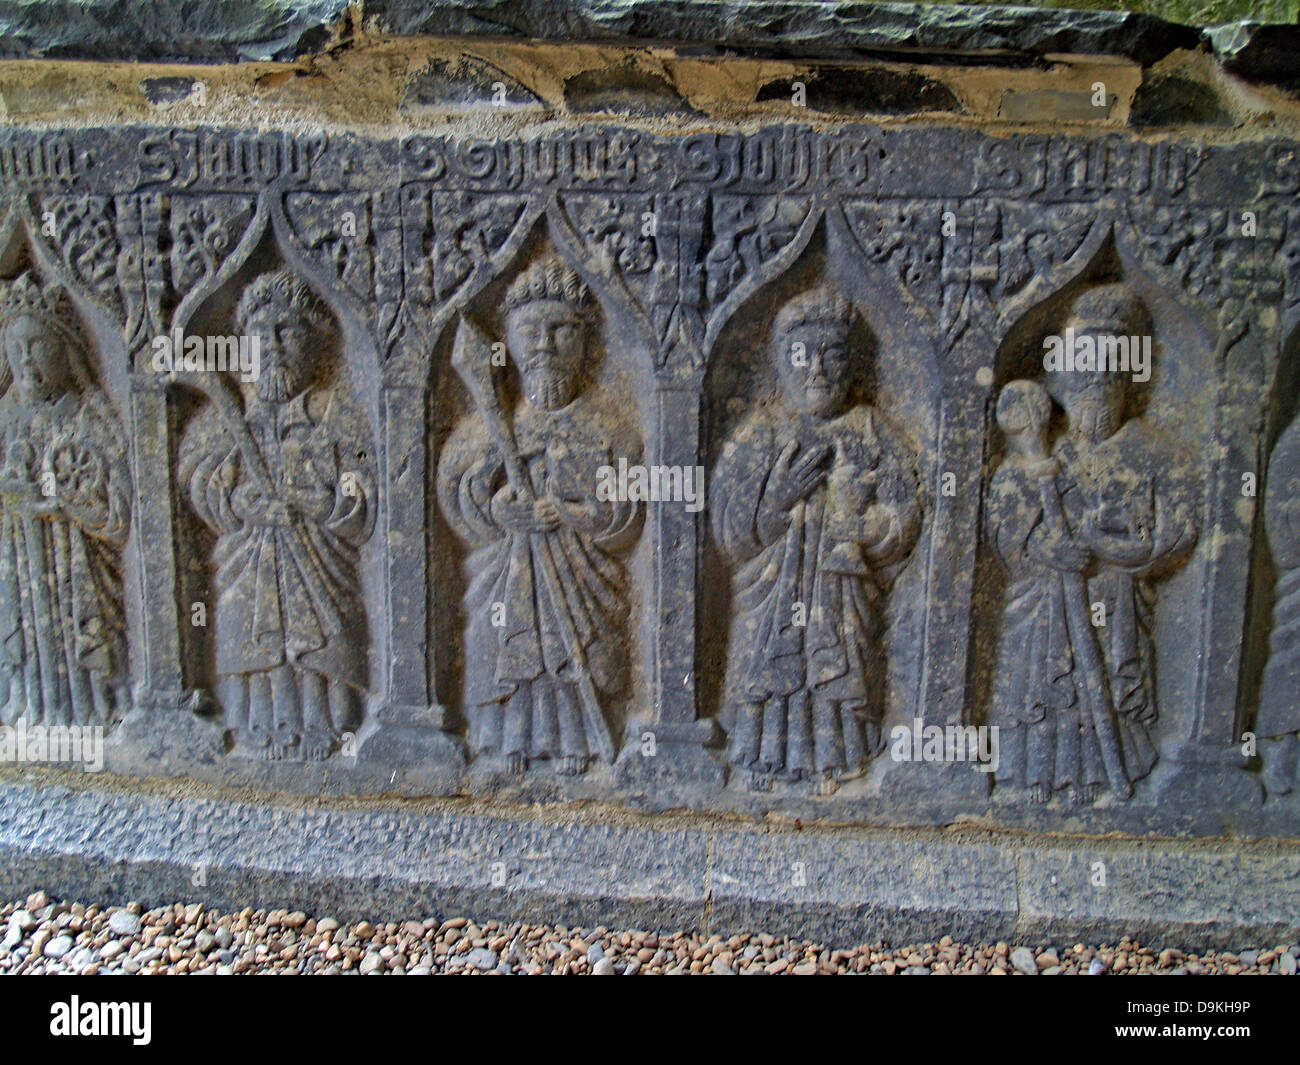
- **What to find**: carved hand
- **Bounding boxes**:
[861,504,893,550]
[0,473,38,501]
[0,473,59,516]
[283,481,336,522]
[491,486,561,534]
[19,495,63,520]
[233,483,295,528]
[1031,526,1091,573]
[555,495,600,530]
[1080,512,1153,568]
[765,440,832,513]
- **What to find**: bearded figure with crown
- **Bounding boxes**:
[0,271,130,727]
[713,287,921,795]
[438,256,643,777]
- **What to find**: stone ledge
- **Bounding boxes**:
[2,774,1297,948]
[0,0,352,63]
[0,1,1293,76]
[364,0,1202,66]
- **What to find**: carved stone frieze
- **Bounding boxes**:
[0,120,1294,836]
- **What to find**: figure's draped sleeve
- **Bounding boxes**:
[712,416,776,564]
[436,413,506,547]
[179,410,244,536]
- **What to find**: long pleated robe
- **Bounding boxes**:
[986,419,1196,795]
[0,389,129,727]
[437,392,642,762]
[712,404,919,779]
[179,387,374,745]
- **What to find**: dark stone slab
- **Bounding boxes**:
[365,0,1202,66]
[1208,21,1300,88]
[2,774,1295,948]
[402,56,546,111]
[138,76,203,107]
[755,66,962,114]
[1129,73,1234,127]
[563,63,703,116]
[0,0,350,63]
[0,1,1226,67]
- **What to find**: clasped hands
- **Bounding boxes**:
[1034,511,1154,573]
[235,481,334,528]
[490,485,592,534]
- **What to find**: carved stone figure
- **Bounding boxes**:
[178,270,375,760]
[987,285,1198,805]
[438,256,642,777]
[0,271,130,727]
[1259,413,1300,796]
[713,287,921,795]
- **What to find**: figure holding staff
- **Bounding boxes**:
[438,257,642,777]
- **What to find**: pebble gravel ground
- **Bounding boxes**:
[3,893,1297,975]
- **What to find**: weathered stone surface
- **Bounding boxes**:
[755,67,962,114]
[402,56,545,112]
[0,0,350,63]
[365,0,1202,65]
[5,1,1289,70]
[564,63,702,117]
[1129,74,1233,128]
[0,116,1293,841]
[1208,21,1300,87]
[1,775,1296,948]
[0,3,1299,942]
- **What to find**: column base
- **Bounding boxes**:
[614,719,726,812]
[1153,740,1262,828]
[105,687,226,773]
[875,750,994,819]
[354,704,465,776]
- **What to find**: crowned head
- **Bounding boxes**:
[0,272,81,405]
[503,256,592,411]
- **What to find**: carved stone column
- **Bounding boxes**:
[879,203,999,807]
[107,377,225,769]
[615,375,725,806]
[356,381,464,773]
[1157,298,1272,814]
